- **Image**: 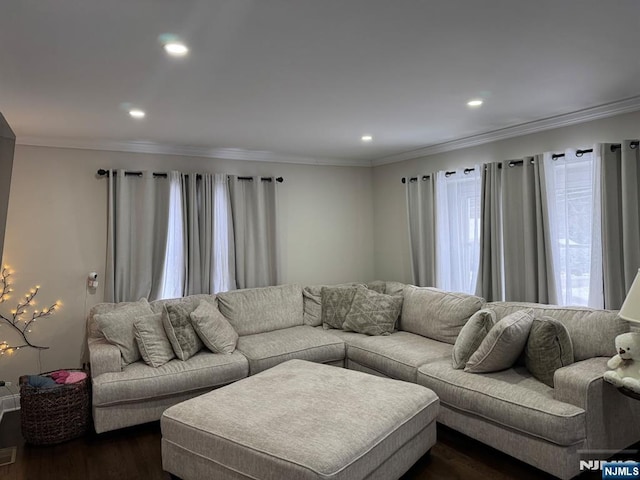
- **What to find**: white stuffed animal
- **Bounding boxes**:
[603,332,640,394]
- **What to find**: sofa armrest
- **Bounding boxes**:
[555,357,640,451]
[89,339,122,378]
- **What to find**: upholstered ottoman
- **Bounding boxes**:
[161,359,439,480]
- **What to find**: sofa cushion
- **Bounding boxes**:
[92,351,249,406]
[94,298,153,365]
[417,359,585,446]
[331,330,453,383]
[525,316,574,387]
[384,281,406,296]
[452,309,496,369]
[342,286,403,336]
[321,285,358,330]
[163,303,203,361]
[366,280,387,293]
[190,300,238,354]
[134,313,176,367]
[486,301,628,361]
[236,325,345,374]
[217,284,303,336]
[465,309,534,373]
[401,286,485,344]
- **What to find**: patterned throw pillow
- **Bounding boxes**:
[464,309,534,373]
[452,309,496,369]
[162,303,203,361]
[190,300,239,354]
[94,299,154,365]
[321,286,359,330]
[525,316,574,387]
[134,313,176,367]
[342,286,403,336]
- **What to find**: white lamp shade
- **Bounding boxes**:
[620,269,640,324]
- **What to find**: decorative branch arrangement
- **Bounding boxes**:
[0,265,59,356]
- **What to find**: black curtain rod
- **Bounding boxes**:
[610,141,639,152]
[400,140,640,184]
[96,169,283,183]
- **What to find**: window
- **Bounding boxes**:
[544,150,602,307]
[435,167,482,294]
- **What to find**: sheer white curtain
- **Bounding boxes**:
[212,173,235,293]
[543,148,603,307]
[435,167,482,294]
[158,172,185,299]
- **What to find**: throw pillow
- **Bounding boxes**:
[452,309,496,369]
[525,316,574,387]
[134,313,176,367]
[465,309,535,373]
[94,299,153,365]
[321,285,358,330]
[342,285,403,336]
[162,302,203,361]
[190,300,239,354]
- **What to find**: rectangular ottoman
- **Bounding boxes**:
[162,359,439,480]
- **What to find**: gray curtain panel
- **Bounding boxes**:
[105,170,171,302]
[182,173,212,295]
[475,163,503,300]
[601,140,640,308]
[229,176,277,289]
[180,173,236,295]
[405,175,436,287]
[501,156,556,303]
[476,157,556,303]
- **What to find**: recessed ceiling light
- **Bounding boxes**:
[467,99,483,107]
[361,135,373,142]
[129,109,146,119]
[164,42,189,57]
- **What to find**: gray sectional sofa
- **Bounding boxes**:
[87,281,640,479]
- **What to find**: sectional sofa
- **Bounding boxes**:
[87,281,640,479]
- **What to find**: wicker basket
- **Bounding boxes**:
[19,370,90,445]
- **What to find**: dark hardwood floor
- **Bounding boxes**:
[0,410,616,479]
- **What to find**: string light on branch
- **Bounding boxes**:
[0,266,60,356]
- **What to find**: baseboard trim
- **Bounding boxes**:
[0,393,20,425]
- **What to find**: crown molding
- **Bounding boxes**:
[16,137,372,168]
[372,95,640,166]
[16,95,640,169]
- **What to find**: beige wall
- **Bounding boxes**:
[373,110,640,283]
[0,145,374,384]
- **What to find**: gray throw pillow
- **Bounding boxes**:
[162,303,203,361]
[190,300,239,354]
[452,309,496,369]
[94,299,153,365]
[321,286,358,330]
[465,309,534,373]
[134,313,176,367]
[342,286,403,336]
[525,316,574,387]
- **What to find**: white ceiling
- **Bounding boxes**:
[1,0,639,166]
